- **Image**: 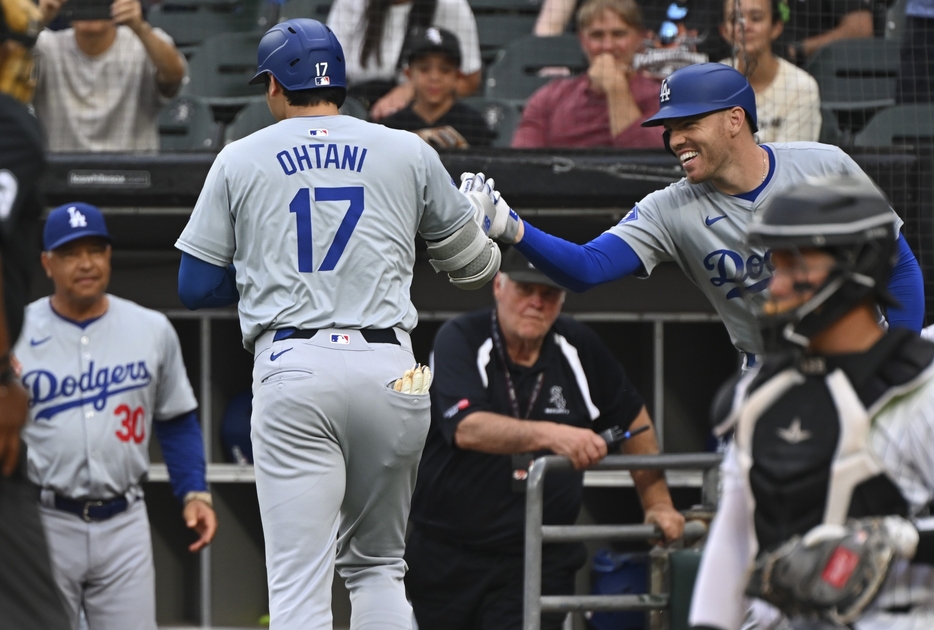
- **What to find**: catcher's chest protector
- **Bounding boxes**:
[734,329,934,553]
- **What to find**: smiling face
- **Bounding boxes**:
[579,8,643,67]
[720,0,783,59]
[664,109,740,183]
[41,237,112,311]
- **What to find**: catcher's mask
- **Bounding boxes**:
[745,175,899,353]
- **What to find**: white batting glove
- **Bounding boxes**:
[392,364,432,394]
[459,172,521,244]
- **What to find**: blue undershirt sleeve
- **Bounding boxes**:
[153,410,208,502]
[178,252,239,310]
[514,222,646,292]
[886,234,925,331]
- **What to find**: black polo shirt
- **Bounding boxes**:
[410,308,645,552]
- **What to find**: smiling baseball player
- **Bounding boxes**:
[15,203,216,630]
[469,63,925,366]
[174,18,500,630]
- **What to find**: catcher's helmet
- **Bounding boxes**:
[248,18,346,93]
[642,63,757,132]
[747,175,898,351]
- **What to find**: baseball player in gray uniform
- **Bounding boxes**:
[174,19,501,630]
[16,202,217,630]
[468,63,925,366]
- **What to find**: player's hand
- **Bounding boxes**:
[459,172,522,243]
[0,380,29,477]
[111,0,144,32]
[644,503,685,543]
[544,423,607,470]
[588,53,630,96]
[39,0,67,24]
[370,82,415,120]
[184,499,218,552]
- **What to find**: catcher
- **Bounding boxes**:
[690,175,934,630]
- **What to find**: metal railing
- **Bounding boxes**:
[523,453,723,630]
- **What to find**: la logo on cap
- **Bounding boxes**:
[660,79,671,103]
[67,206,87,228]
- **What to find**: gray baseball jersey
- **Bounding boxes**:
[607,142,903,356]
[175,115,475,351]
[16,295,198,499]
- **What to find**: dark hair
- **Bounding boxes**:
[263,74,347,108]
[361,0,437,68]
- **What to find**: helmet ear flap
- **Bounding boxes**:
[663,129,675,158]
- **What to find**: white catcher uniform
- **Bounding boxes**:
[15,295,198,630]
[176,115,477,629]
[608,142,902,359]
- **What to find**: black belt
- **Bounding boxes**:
[273,328,399,345]
[52,494,130,522]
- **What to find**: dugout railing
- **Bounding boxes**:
[523,453,722,630]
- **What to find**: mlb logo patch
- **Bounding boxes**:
[330,334,350,345]
[315,76,331,86]
[309,129,329,137]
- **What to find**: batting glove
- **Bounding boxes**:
[459,172,521,244]
[392,364,432,394]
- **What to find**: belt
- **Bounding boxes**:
[273,328,400,345]
[52,494,130,522]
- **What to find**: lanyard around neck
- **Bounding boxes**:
[490,308,545,419]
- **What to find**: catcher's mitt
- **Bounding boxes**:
[745,517,918,625]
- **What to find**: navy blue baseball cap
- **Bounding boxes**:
[44,202,113,251]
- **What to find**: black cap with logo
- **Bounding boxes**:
[405,26,462,67]
[499,247,564,290]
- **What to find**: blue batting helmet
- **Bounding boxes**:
[641,63,757,132]
[248,19,346,92]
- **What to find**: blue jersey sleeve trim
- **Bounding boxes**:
[514,222,645,292]
[153,410,208,502]
[178,252,239,310]
[886,234,925,332]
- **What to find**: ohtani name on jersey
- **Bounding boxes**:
[277,143,368,176]
[23,360,152,421]
[704,249,774,299]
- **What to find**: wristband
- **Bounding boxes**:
[184,491,213,508]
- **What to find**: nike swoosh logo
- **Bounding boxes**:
[30,336,52,347]
[270,348,293,361]
[705,215,726,226]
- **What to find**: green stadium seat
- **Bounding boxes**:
[159,95,220,151]
[804,38,900,113]
[818,106,845,146]
[669,548,703,630]
[854,104,934,147]
[182,32,266,119]
[469,0,541,62]
[484,34,586,104]
[462,96,521,147]
[277,0,334,22]
[149,0,261,56]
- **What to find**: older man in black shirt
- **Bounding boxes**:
[406,248,684,630]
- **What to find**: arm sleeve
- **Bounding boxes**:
[886,234,925,332]
[689,445,756,630]
[153,410,208,502]
[511,85,552,148]
[430,317,497,445]
[178,252,239,310]
[515,222,645,292]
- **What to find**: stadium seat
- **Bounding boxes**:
[469,0,541,62]
[669,549,703,630]
[158,96,220,151]
[853,104,934,147]
[277,0,334,22]
[182,31,266,119]
[883,0,906,40]
[149,0,261,57]
[224,96,370,144]
[804,38,900,113]
[818,106,845,146]
[462,96,521,147]
[484,34,587,104]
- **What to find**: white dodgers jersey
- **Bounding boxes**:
[16,296,198,499]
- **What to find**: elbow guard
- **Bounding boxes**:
[427,218,501,290]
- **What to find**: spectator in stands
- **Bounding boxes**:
[327,0,482,120]
[896,0,934,103]
[513,0,665,148]
[382,26,494,147]
[33,0,186,152]
[778,0,873,66]
[405,247,683,630]
[721,0,821,142]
